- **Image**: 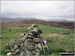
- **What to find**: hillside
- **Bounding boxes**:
[1,19,74,29]
[1,24,74,56]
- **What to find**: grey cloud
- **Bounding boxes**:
[1,1,74,21]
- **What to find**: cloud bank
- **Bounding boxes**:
[1,1,74,21]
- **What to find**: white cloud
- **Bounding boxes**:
[1,1,74,21]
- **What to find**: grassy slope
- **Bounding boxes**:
[1,25,74,56]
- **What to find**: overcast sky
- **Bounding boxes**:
[1,1,74,21]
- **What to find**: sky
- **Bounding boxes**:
[1,1,74,21]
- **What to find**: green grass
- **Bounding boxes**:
[39,25,73,33]
[1,24,74,56]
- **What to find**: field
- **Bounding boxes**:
[0,24,74,56]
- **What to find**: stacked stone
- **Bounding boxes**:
[6,33,27,56]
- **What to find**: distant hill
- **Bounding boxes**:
[1,17,33,21]
[1,17,74,22]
